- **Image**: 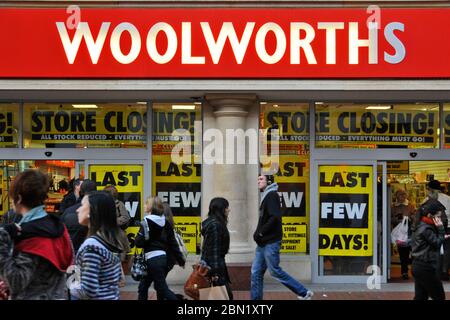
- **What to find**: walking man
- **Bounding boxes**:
[251,174,313,300]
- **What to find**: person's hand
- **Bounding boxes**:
[432,216,443,227]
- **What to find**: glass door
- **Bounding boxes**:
[311,160,380,283]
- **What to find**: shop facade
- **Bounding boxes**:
[0,4,450,285]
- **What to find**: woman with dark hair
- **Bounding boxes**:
[411,198,450,300]
[200,197,233,300]
[0,169,73,300]
[135,196,185,300]
[71,191,125,300]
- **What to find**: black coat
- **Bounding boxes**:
[253,190,282,246]
[201,216,230,283]
[60,201,88,252]
[135,216,185,267]
[411,220,446,269]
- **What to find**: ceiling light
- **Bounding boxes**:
[365,105,392,110]
[172,105,196,110]
[72,104,98,109]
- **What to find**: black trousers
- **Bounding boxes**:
[397,245,411,275]
[138,255,178,300]
[412,262,445,300]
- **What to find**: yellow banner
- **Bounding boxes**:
[30,106,146,146]
[0,170,4,216]
[125,226,143,255]
[318,165,373,257]
[281,217,307,253]
[0,105,18,147]
[316,108,438,147]
[174,216,201,254]
[445,110,450,148]
[89,164,144,255]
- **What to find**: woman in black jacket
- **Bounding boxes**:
[135,196,184,300]
[411,199,450,300]
[200,197,233,300]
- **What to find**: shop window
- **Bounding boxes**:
[315,103,440,149]
[259,103,310,254]
[0,160,77,220]
[0,104,19,148]
[23,103,147,148]
[444,103,450,149]
[152,103,202,254]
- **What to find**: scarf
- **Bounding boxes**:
[260,182,279,205]
[421,216,435,225]
[18,205,47,225]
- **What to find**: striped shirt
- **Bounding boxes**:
[71,237,121,300]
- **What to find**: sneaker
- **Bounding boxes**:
[298,290,314,300]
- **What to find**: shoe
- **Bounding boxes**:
[298,290,314,300]
[402,273,409,280]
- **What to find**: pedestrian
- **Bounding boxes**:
[162,202,182,284]
[391,189,415,279]
[423,180,450,280]
[200,197,233,300]
[103,185,131,286]
[70,191,125,300]
[61,179,97,253]
[0,169,73,300]
[60,178,82,213]
[411,198,450,300]
[135,196,185,300]
[251,174,313,300]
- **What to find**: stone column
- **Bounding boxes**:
[204,94,258,263]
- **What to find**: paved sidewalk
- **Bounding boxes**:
[120,277,450,300]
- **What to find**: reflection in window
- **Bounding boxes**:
[0,104,19,148]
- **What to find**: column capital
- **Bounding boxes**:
[205,93,257,117]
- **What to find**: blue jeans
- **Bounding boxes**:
[251,241,308,300]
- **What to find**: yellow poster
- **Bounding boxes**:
[261,104,310,254]
[316,108,438,147]
[29,106,147,146]
[88,164,144,255]
[152,107,202,254]
[445,110,450,149]
[0,105,18,147]
[318,165,373,256]
[281,217,307,253]
[0,170,4,217]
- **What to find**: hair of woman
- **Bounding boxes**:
[208,197,229,225]
[9,169,49,209]
[87,191,124,251]
[144,196,164,216]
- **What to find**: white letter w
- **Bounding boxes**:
[56,22,110,64]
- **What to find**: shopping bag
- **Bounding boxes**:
[184,263,211,300]
[391,216,409,246]
[199,285,229,300]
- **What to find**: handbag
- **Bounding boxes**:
[174,231,188,264]
[391,216,409,246]
[131,251,148,281]
[199,284,229,300]
[184,263,211,300]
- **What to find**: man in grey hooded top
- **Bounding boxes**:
[250,174,313,301]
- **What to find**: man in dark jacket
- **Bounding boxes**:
[59,179,82,213]
[60,179,97,252]
[251,174,313,300]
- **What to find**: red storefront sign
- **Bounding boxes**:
[0,8,449,78]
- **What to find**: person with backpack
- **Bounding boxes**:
[200,197,233,300]
[0,170,73,300]
[135,196,185,300]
